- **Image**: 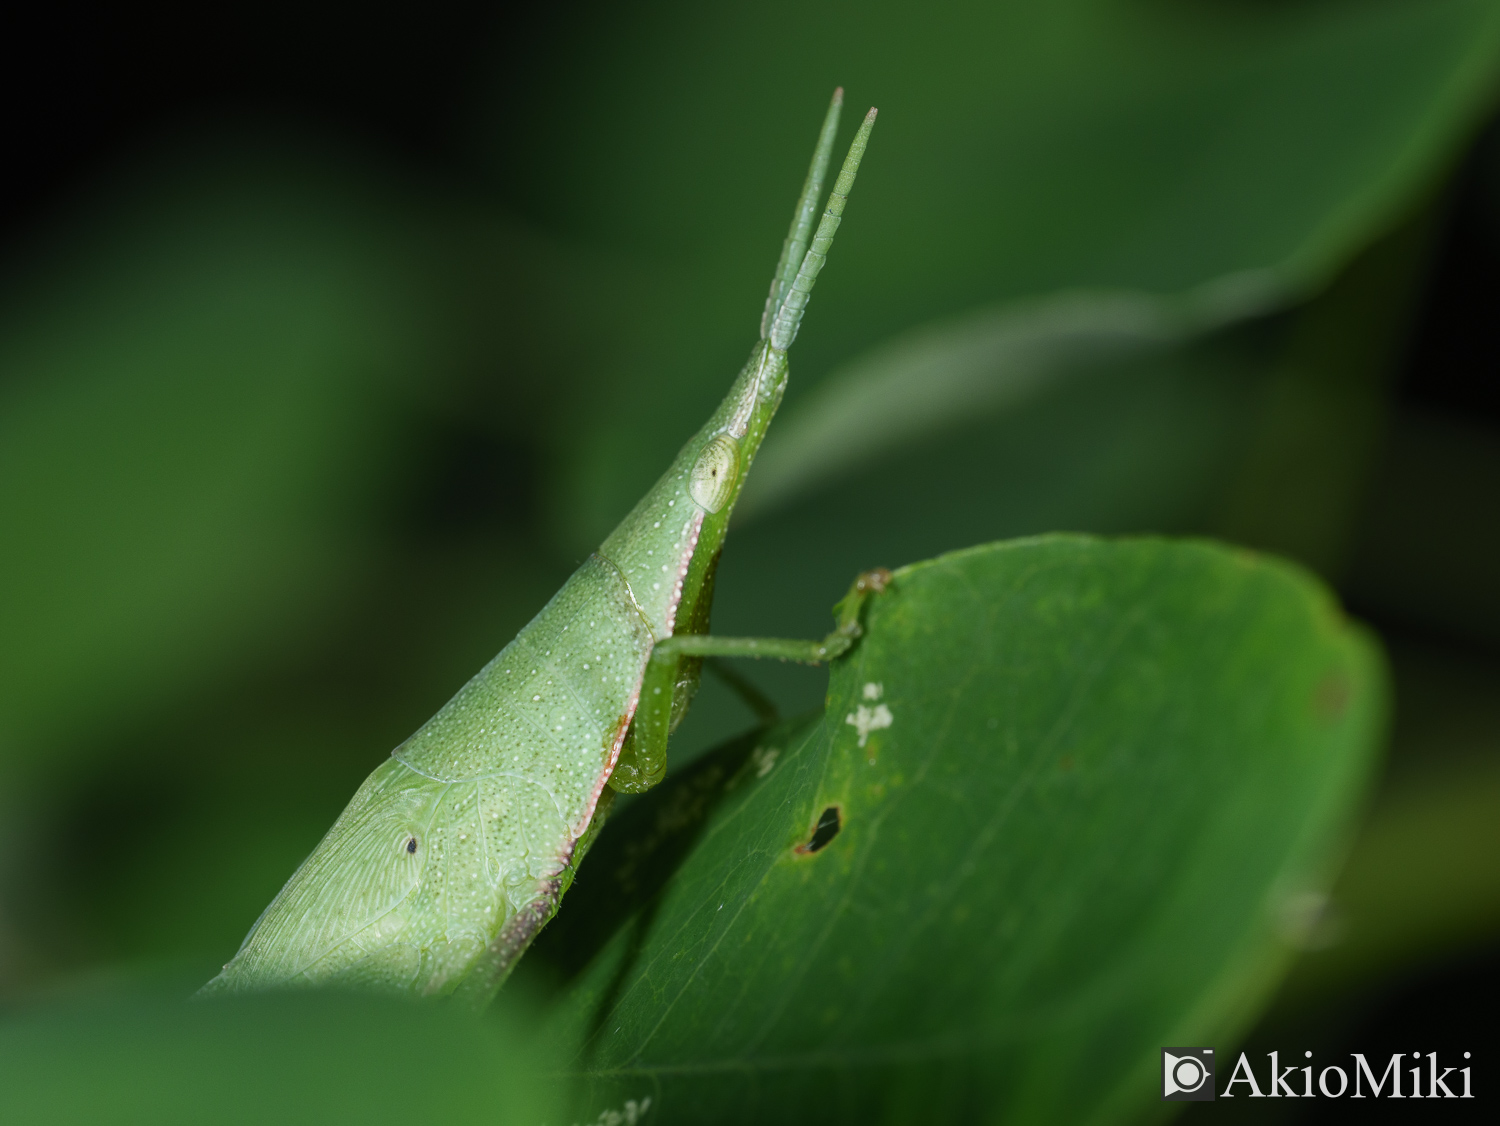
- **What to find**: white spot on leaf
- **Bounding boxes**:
[574,1095,651,1126]
[751,745,779,777]
[846,704,893,748]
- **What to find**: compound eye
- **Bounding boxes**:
[689,434,740,513]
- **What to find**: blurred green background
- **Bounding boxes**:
[2,0,1498,1120]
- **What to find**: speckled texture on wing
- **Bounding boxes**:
[396,554,653,808]
[201,756,444,992]
[203,554,654,997]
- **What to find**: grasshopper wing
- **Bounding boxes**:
[204,555,654,997]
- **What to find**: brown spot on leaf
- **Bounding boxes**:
[1314,672,1352,722]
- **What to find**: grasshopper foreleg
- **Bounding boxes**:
[660,567,892,665]
[608,569,891,794]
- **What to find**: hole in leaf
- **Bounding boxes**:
[796,806,841,854]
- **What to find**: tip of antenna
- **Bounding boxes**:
[864,107,878,123]
[832,87,844,104]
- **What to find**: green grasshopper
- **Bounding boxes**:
[203,91,881,1008]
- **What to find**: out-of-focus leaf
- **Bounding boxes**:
[518,0,1500,541]
[737,285,1265,519]
[742,206,1436,534]
[0,989,561,1125]
[1214,217,1437,578]
[535,536,1386,1124]
[0,140,659,988]
[0,160,430,783]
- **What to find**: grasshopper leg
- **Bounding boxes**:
[658,567,892,665]
[609,651,676,793]
[608,569,891,795]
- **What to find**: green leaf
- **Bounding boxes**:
[0,160,427,782]
[0,989,561,1125]
[735,287,1255,520]
[529,0,1500,541]
[533,536,1386,1124]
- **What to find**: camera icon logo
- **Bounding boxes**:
[1162,1047,1215,1101]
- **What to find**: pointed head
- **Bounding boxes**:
[597,93,874,636]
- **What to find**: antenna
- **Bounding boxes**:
[769,105,877,353]
[761,88,844,339]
